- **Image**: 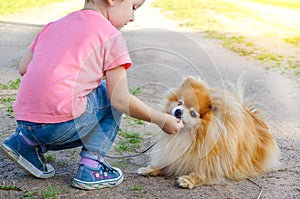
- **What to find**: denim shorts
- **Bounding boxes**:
[16,80,122,161]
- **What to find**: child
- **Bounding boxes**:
[1,0,183,190]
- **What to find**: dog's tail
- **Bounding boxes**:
[223,71,247,103]
[236,71,247,102]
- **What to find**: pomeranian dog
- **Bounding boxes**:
[137,76,281,189]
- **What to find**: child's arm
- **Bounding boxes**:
[19,50,33,76]
[106,66,184,134]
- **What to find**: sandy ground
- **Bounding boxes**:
[0,0,299,198]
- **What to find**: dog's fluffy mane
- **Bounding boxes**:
[148,76,281,185]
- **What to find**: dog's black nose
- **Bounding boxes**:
[171,106,183,119]
[174,109,183,119]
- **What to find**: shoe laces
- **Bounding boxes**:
[35,147,48,171]
[100,161,115,174]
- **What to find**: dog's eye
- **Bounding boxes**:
[190,110,197,118]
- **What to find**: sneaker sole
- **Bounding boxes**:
[72,168,124,190]
[1,143,55,179]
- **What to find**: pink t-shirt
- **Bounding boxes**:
[13,10,132,123]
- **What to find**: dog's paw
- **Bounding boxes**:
[178,176,196,189]
[137,166,163,176]
[137,167,152,176]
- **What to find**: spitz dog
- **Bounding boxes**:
[138,76,281,189]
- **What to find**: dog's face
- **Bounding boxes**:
[166,77,212,132]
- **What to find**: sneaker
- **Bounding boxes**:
[1,132,55,179]
[72,161,124,190]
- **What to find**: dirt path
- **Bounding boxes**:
[0,0,299,198]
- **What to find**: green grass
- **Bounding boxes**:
[56,159,70,167]
[220,35,255,56]
[0,78,21,90]
[129,184,143,191]
[130,86,142,95]
[284,36,300,46]
[153,0,300,75]
[0,0,65,15]
[123,115,145,127]
[255,52,282,62]
[20,185,65,199]
[40,186,59,199]
[244,0,300,9]
[0,97,15,117]
[0,78,21,117]
[0,185,22,191]
[153,0,300,34]
[152,0,258,31]
[22,190,39,199]
[115,129,142,152]
[45,154,56,163]
[129,184,146,198]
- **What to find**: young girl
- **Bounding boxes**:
[1,0,183,190]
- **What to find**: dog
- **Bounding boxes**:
[137,76,281,189]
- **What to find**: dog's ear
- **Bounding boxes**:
[182,77,192,88]
[184,76,198,85]
[182,76,205,93]
[167,88,179,101]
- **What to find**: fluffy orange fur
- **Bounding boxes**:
[137,76,281,189]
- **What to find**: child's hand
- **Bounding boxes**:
[162,114,184,134]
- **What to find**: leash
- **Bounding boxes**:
[106,141,157,159]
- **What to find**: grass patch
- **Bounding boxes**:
[45,154,56,163]
[254,52,284,68]
[46,153,70,167]
[130,86,142,95]
[152,0,258,31]
[129,184,143,191]
[0,78,21,90]
[40,186,59,199]
[208,32,255,56]
[0,0,65,15]
[22,190,39,199]
[222,35,254,56]
[0,97,15,118]
[0,78,21,117]
[123,115,145,127]
[115,129,142,152]
[244,0,300,9]
[129,184,146,198]
[0,185,22,191]
[284,36,300,46]
[21,185,65,199]
[56,159,70,167]
[255,52,282,62]
[153,0,300,75]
